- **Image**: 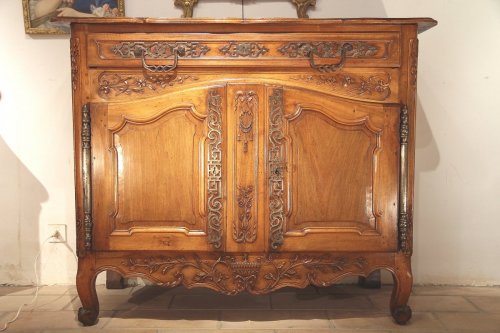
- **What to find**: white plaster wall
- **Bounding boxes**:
[0,0,499,285]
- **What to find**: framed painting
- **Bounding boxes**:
[22,0,125,35]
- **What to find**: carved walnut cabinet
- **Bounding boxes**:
[68,17,436,326]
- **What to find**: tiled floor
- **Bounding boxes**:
[0,284,499,332]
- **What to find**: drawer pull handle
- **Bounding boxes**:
[308,43,353,72]
[141,49,184,73]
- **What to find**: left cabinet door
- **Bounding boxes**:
[89,86,227,251]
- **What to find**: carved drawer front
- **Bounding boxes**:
[90,86,227,251]
[90,69,399,104]
[266,86,400,252]
[87,32,401,69]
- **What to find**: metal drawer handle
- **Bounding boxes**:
[308,43,353,72]
[141,49,184,73]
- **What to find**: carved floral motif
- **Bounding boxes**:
[410,39,419,87]
[268,89,286,250]
[219,42,269,58]
[207,90,224,249]
[70,38,80,91]
[279,41,379,58]
[98,73,199,98]
[233,186,256,244]
[121,253,368,294]
[235,91,258,153]
[110,41,210,58]
[290,73,392,100]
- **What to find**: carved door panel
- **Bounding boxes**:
[266,86,400,252]
[91,86,227,251]
[226,85,266,252]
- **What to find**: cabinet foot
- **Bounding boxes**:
[76,256,99,326]
[391,304,412,325]
[389,255,413,325]
[78,307,99,326]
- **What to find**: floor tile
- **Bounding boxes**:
[5,310,113,330]
[67,294,141,311]
[436,312,500,331]
[466,296,500,313]
[37,285,73,295]
[220,310,331,329]
[318,284,393,295]
[370,294,477,312]
[0,286,36,296]
[329,311,445,330]
[272,292,374,310]
[413,285,500,296]
[95,284,136,296]
[171,293,270,310]
[0,295,76,312]
[105,309,219,329]
[158,328,274,333]
[40,327,157,333]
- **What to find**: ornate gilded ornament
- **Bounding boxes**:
[268,88,286,250]
[290,73,392,100]
[70,38,80,91]
[98,73,198,98]
[81,104,93,250]
[207,90,224,249]
[234,91,258,153]
[399,105,411,254]
[278,41,379,59]
[122,253,368,294]
[233,186,257,244]
[171,0,314,19]
[109,41,210,59]
[219,42,269,58]
[292,0,317,18]
[174,0,198,18]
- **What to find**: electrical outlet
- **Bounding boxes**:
[48,224,67,243]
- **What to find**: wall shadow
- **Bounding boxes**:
[0,135,48,285]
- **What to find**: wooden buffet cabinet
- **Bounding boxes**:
[69,17,436,326]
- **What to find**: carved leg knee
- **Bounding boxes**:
[76,256,99,326]
[390,255,413,325]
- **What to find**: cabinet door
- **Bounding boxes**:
[90,86,227,251]
[266,86,399,252]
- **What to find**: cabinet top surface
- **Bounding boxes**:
[65,17,437,33]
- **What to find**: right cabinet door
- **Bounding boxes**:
[267,86,400,252]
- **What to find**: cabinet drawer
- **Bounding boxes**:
[87,32,401,69]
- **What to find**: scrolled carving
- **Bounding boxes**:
[70,38,80,91]
[219,42,269,58]
[268,88,286,250]
[279,41,379,59]
[207,90,224,249]
[235,91,258,153]
[98,72,199,98]
[121,253,369,295]
[290,73,391,100]
[110,41,210,59]
[233,186,257,244]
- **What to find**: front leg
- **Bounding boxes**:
[390,254,413,325]
[76,255,99,326]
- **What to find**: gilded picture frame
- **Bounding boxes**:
[22,0,125,35]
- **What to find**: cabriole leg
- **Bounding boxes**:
[390,255,413,325]
[76,256,99,326]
